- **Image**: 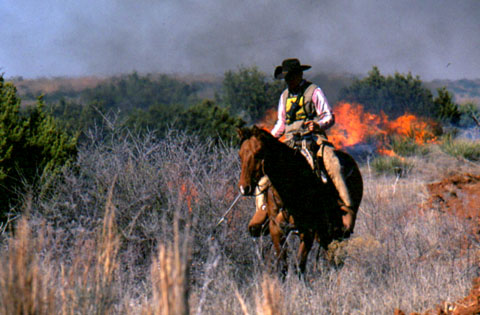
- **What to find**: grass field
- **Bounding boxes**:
[0,129,479,314]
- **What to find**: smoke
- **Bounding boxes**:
[1,0,479,79]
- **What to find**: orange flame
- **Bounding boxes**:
[329,102,387,148]
[330,102,438,153]
[179,180,199,213]
[256,102,439,156]
[167,178,199,213]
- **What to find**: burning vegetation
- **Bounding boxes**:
[257,101,442,158]
[330,102,441,156]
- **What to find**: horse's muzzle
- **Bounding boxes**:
[239,184,254,196]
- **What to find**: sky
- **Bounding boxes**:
[1,0,479,80]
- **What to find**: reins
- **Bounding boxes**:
[215,192,242,228]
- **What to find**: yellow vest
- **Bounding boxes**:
[282,82,317,124]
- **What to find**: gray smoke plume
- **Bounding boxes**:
[1,0,479,79]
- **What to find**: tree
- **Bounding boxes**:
[221,66,284,123]
[434,87,461,125]
[338,66,435,118]
[0,76,77,220]
[82,72,199,112]
[175,100,245,144]
[124,102,182,135]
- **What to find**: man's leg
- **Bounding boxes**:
[318,143,356,234]
[248,175,270,237]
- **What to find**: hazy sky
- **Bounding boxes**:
[1,0,479,80]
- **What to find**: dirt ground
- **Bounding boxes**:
[398,173,480,315]
[424,173,480,234]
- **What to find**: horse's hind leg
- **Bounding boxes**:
[297,234,313,276]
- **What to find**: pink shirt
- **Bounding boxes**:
[271,82,334,138]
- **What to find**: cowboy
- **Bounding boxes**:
[249,58,355,236]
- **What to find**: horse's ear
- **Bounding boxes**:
[251,125,262,136]
[237,127,251,141]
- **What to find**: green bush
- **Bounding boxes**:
[440,136,480,161]
[124,102,181,135]
[47,72,203,134]
[176,100,245,144]
[339,67,434,118]
[339,67,460,123]
[434,87,461,124]
[221,66,284,123]
[458,102,480,127]
[82,72,199,111]
[0,77,77,220]
[390,136,430,157]
[125,99,245,144]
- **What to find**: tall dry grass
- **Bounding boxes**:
[0,127,478,314]
[0,217,56,315]
[59,175,120,315]
[141,240,189,315]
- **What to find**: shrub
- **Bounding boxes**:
[82,72,199,111]
[338,67,435,118]
[0,76,77,221]
[176,100,245,144]
[434,87,461,125]
[440,136,480,161]
[390,136,430,157]
[221,66,284,123]
[125,99,245,144]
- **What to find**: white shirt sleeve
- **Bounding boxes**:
[312,87,334,130]
[270,94,286,138]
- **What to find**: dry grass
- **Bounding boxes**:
[0,175,121,314]
[0,217,56,315]
[59,175,120,315]
[0,129,478,314]
[256,275,285,315]
[140,219,189,315]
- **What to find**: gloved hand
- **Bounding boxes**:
[304,120,321,132]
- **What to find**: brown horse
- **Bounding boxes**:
[238,125,363,274]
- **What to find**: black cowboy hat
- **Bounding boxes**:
[274,58,311,79]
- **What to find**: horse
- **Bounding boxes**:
[237,125,363,274]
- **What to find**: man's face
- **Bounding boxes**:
[285,71,303,92]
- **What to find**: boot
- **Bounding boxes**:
[319,144,356,235]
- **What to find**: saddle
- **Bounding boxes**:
[287,132,329,184]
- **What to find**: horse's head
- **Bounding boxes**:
[237,126,268,196]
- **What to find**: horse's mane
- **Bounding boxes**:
[239,126,311,170]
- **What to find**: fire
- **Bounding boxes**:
[256,102,439,156]
[330,102,438,153]
[329,102,387,148]
[386,114,438,144]
[179,180,199,213]
[167,178,199,213]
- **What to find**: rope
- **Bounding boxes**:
[215,192,242,227]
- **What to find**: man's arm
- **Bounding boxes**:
[271,94,286,138]
[306,87,334,132]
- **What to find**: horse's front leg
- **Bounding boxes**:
[297,233,314,276]
[269,216,287,277]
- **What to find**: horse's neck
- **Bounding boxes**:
[263,142,317,199]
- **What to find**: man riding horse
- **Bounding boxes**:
[249,58,355,236]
